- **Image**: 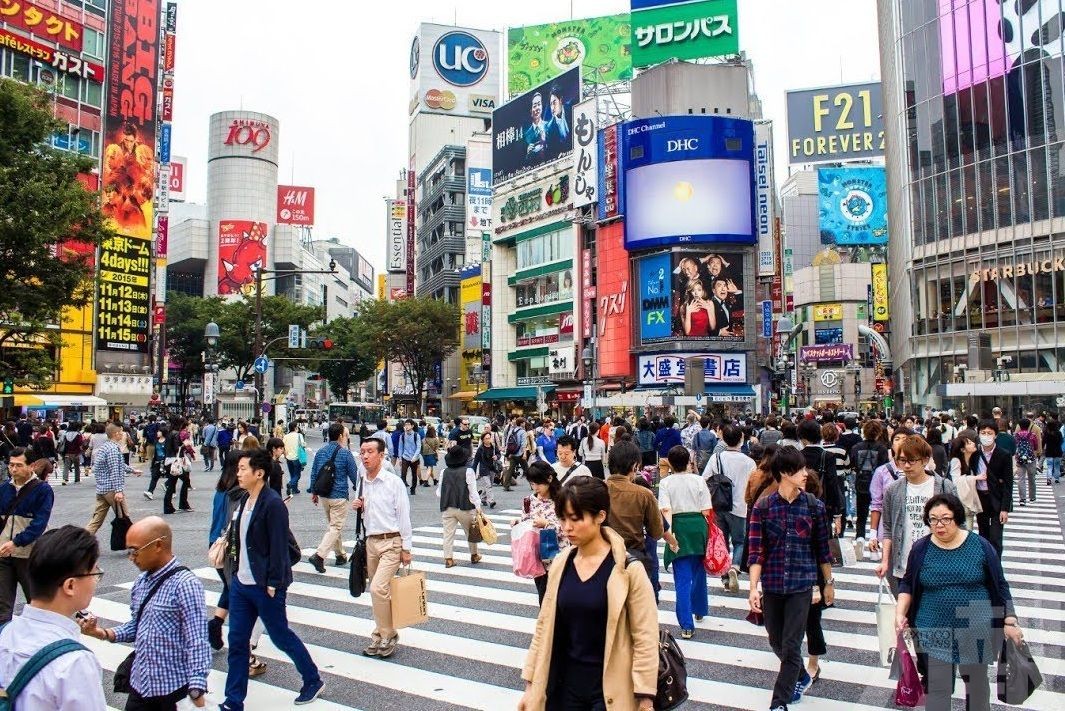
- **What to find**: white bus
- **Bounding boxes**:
[327,401,386,428]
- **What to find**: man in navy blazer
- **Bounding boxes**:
[969,419,1014,557]
[221,449,323,709]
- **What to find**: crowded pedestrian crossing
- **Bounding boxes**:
[78,486,1065,710]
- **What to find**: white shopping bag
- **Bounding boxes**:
[876,578,897,667]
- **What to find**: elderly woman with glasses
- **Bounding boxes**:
[896,493,1024,711]
[874,435,957,597]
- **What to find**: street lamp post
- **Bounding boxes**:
[203,321,220,421]
[252,260,336,427]
[582,344,596,420]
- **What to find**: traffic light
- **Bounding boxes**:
[2,379,12,395]
[307,337,334,350]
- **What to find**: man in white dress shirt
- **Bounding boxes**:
[353,438,413,659]
[0,524,107,710]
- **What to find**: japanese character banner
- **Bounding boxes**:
[0,0,84,51]
[217,220,267,296]
[492,66,579,185]
[672,251,744,342]
[631,0,738,68]
[637,353,747,386]
[459,267,483,392]
[276,185,315,225]
[96,235,152,353]
[570,98,597,209]
[101,0,161,241]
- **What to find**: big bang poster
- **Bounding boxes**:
[218,221,267,296]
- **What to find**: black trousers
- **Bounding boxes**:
[546,660,606,711]
[975,510,1004,557]
[0,556,31,624]
[534,574,548,606]
[125,684,188,711]
[147,459,164,493]
[762,590,812,709]
[585,460,605,480]
[806,587,827,657]
[163,472,191,513]
[855,492,872,539]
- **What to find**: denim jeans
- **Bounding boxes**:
[717,511,747,570]
[285,459,303,492]
[671,554,708,630]
[225,580,320,710]
[1045,456,1061,482]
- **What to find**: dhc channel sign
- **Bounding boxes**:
[434,31,489,87]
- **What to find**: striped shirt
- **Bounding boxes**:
[111,557,210,697]
[90,439,131,494]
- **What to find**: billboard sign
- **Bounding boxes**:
[637,353,747,386]
[276,185,315,225]
[217,221,267,296]
[492,172,571,237]
[812,302,843,321]
[818,167,887,245]
[169,156,186,201]
[466,138,493,241]
[872,262,890,321]
[786,82,884,164]
[101,0,160,241]
[815,328,844,344]
[596,223,631,378]
[801,344,854,363]
[492,65,579,185]
[0,0,83,51]
[761,300,772,338]
[754,122,777,276]
[631,0,739,68]
[96,235,151,353]
[158,123,172,164]
[387,200,406,272]
[638,252,672,343]
[571,98,598,209]
[506,14,632,96]
[155,215,168,259]
[0,28,102,82]
[670,251,744,342]
[409,24,501,118]
[623,115,754,249]
[598,121,621,220]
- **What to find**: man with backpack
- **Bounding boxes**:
[848,421,889,540]
[693,417,718,474]
[395,420,423,496]
[308,423,360,574]
[797,420,845,537]
[1013,418,1041,506]
[58,424,84,486]
[502,417,527,491]
[701,425,754,593]
[0,525,107,709]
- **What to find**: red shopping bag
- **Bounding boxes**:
[894,630,925,708]
[702,512,732,576]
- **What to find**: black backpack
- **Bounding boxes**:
[854,445,879,492]
[706,453,734,513]
[505,428,523,457]
[311,444,342,496]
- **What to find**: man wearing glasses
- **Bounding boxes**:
[79,516,210,709]
[0,447,54,623]
[875,436,957,597]
[0,525,107,709]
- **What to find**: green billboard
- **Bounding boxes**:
[631,0,739,68]
[507,14,632,96]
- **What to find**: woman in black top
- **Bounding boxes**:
[267,437,286,496]
[1044,415,1063,485]
[473,432,500,509]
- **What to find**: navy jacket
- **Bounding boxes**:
[0,479,53,553]
[899,533,1016,630]
[653,427,681,458]
[230,487,293,590]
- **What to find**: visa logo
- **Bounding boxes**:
[471,94,496,111]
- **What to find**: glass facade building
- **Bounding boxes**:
[883,0,1065,412]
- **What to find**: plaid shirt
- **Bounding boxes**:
[91,439,131,494]
[746,491,833,595]
[112,557,210,696]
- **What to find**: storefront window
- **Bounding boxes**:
[516,228,573,270]
[514,268,574,308]
[514,311,574,347]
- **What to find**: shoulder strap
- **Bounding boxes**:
[354,475,365,539]
[0,479,43,532]
[132,565,190,634]
[2,638,89,702]
[560,463,580,485]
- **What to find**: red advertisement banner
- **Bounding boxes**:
[217,220,267,296]
[596,222,631,378]
[163,32,175,73]
[101,0,160,241]
[161,77,174,121]
[0,0,83,51]
[168,158,184,194]
[155,215,168,258]
[0,27,102,82]
[276,185,315,225]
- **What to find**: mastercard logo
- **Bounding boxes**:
[425,88,457,110]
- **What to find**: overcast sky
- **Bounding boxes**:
[170,0,880,272]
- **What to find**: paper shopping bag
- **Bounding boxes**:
[876,578,897,667]
[477,512,498,546]
[390,566,429,629]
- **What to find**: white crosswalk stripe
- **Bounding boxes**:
[87,484,1065,710]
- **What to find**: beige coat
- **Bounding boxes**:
[521,527,659,710]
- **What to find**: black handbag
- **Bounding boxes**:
[348,477,367,597]
[113,566,188,693]
[997,638,1042,705]
[656,628,690,710]
[109,501,133,552]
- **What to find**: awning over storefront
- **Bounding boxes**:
[448,391,478,400]
[12,395,43,406]
[34,395,107,408]
[474,385,556,402]
[704,385,757,403]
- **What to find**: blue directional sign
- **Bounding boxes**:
[253,356,269,374]
[235,380,245,391]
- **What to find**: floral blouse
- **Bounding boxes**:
[519,494,570,559]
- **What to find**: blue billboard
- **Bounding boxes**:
[818,166,888,245]
[622,115,755,249]
[638,252,672,342]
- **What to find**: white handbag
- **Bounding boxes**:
[876,578,898,667]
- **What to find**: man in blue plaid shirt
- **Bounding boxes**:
[85,423,142,535]
[746,446,834,711]
[80,516,210,709]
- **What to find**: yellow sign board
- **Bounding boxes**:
[872,263,889,322]
[812,303,843,322]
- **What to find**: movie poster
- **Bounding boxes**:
[217,221,267,296]
[671,251,744,342]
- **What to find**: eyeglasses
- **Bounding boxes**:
[72,568,105,580]
[126,536,167,559]
[928,516,955,526]
[895,458,923,465]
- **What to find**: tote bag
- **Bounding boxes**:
[875,579,897,667]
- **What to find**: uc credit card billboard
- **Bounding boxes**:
[622,115,755,249]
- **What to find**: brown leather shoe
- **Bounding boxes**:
[471,554,482,564]
[445,558,456,568]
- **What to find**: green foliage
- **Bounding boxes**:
[0,78,111,388]
[313,316,378,400]
[212,296,324,381]
[356,297,460,414]
[163,292,223,404]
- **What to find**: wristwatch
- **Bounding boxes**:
[825,578,835,586]
[188,689,205,701]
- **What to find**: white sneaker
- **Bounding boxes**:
[143,491,153,500]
